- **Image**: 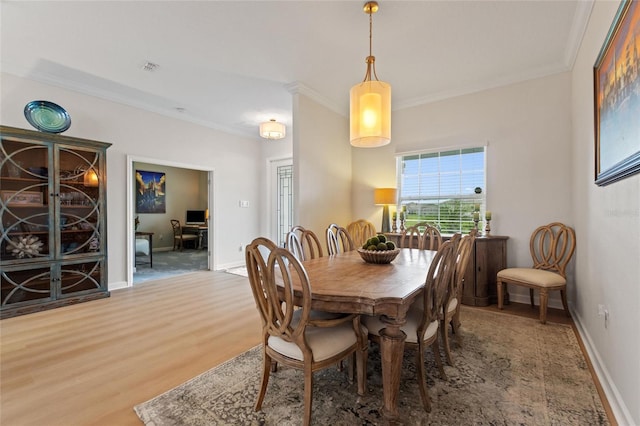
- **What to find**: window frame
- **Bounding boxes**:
[395,145,487,235]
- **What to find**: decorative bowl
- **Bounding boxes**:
[24,100,71,133]
[357,248,400,264]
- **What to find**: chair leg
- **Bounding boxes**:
[416,343,432,412]
[356,346,367,396]
[539,289,548,324]
[303,364,314,426]
[255,350,272,411]
[497,280,504,310]
[431,339,447,381]
[530,288,535,308]
[560,289,571,317]
[441,318,454,366]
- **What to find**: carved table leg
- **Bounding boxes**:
[378,316,407,419]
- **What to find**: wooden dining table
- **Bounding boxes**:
[294,248,436,420]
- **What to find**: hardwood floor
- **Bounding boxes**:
[1,271,614,425]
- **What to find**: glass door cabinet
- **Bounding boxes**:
[0,126,110,318]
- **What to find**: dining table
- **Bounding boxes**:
[293,248,437,420]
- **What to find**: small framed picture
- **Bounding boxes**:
[0,190,44,206]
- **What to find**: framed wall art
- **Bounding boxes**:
[593,0,640,186]
[135,170,166,213]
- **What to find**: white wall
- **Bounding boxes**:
[293,93,352,251]
[353,72,575,306]
[571,1,639,424]
[1,72,263,286]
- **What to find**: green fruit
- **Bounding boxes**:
[369,236,380,246]
[386,241,396,250]
[367,244,378,251]
[362,243,369,249]
[377,234,387,243]
[377,242,387,251]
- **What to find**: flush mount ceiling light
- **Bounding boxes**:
[259,119,286,140]
[350,1,391,148]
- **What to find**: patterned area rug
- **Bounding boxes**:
[134,308,608,425]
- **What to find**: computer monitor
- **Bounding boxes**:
[185,209,206,225]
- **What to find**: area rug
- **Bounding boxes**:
[134,308,608,425]
[225,266,248,277]
[133,250,208,284]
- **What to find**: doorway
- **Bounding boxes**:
[126,156,214,286]
[270,157,293,247]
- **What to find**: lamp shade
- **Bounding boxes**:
[83,169,99,187]
[259,119,286,140]
[350,79,391,147]
[374,188,396,205]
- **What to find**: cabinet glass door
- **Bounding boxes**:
[57,145,103,257]
[0,138,51,263]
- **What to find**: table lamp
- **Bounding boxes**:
[374,188,397,233]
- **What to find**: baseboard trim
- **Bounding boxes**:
[108,280,129,291]
[571,308,634,426]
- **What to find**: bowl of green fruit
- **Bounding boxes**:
[357,234,400,264]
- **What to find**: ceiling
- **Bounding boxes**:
[1,1,593,141]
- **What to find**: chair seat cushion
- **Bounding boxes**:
[268,314,364,362]
[362,308,438,344]
[498,268,566,287]
[447,297,458,315]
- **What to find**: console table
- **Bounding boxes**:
[461,235,509,306]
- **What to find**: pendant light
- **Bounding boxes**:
[350,1,391,148]
[259,119,286,140]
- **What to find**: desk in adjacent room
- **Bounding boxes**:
[182,225,208,250]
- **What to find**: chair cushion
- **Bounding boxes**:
[497,268,566,287]
[268,320,363,362]
[447,297,458,315]
[362,308,438,344]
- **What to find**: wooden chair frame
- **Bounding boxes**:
[286,226,324,261]
[170,219,198,251]
[245,239,367,425]
[346,219,377,248]
[326,224,355,255]
[497,222,576,324]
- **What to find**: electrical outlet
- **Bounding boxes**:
[239,245,243,252]
[159,234,163,241]
[597,304,605,316]
[604,308,609,329]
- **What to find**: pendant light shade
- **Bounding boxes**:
[350,1,391,148]
[259,119,286,140]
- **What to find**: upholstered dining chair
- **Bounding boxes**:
[326,223,355,255]
[245,238,368,426]
[170,219,198,251]
[362,239,458,412]
[497,222,576,324]
[441,232,475,365]
[286,226,324,261]
[346,219,377,248]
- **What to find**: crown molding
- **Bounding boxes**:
[564,0,595,69]
[285,81,346,117]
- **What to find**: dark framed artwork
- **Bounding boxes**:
[135,170,166,213]
[593,0,640,186]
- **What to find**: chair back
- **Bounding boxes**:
[170,219,182,237]
[326,224,355,255]
[450,232,475,302]
[530,222,576,278]
[420,224,442,251]
[346,219,377,247]
[400,225,421,248]
[418,240,458,338]
[246,238,312,348]
[286,226,323,261]
[245,237,279,327]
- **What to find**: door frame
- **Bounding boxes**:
[126,155,215,287]
[267,156,293,246]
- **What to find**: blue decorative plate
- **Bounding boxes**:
[24,100,71,133]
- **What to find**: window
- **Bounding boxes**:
[397,147,486,234]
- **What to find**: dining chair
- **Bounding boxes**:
[362,239,458,412]
[441,232,475,365]
[420,224,442,251]
[286,226,324,261]
[170,219,198,251]
[245,238,368,426]
[400,225,422,248]
[346,219,377,247]
[497,222,576,324]
[326,223,355,255]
